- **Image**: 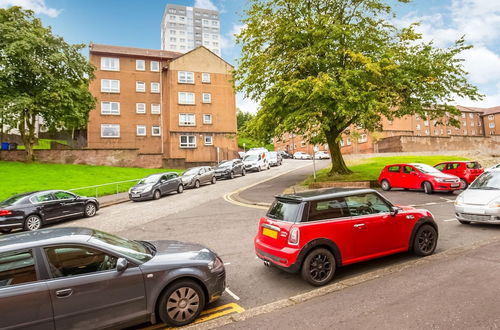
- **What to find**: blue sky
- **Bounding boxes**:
[1,0,500,112]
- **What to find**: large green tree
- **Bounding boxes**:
[235,0,482,175]
[0,7,95,162]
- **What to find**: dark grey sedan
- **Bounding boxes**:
[0,227,226,329]
[129,172,183,201]
[181,166,216,189]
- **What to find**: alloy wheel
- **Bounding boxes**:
[195,180,200,188]
[309,253,333,283]
[85,203,97,217]
[153,190,161,200]
[417,228,436,253]
[166,287,201,323]
[177,185,184,193]
[25,216,41,231]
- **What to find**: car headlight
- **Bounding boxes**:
[142,185,152,193]
[128,188,133,193]
[208,256,224,272]
[436,178,445,183]
[487,199,500,208]
[454,193,464,206]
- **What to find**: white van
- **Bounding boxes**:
[243,150,270,172]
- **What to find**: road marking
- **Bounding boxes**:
[225,287,241,301]
[223,262,231,266]
[410,200,455,207]
[443,218,458,222]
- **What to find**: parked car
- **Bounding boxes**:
[434,161,484,189]
[238,151,246,159]
[268,151,282,166]
[279,151,293,159]
[247,147,269,153]
[455,169,500,225]
[293,151,312,160]
[378,163,461,194]
[181,166,216,189]
[214,159,246,179]
[0,190,99,233]
[314,151,330,160]
[254,188,438,286]
[485,163,500,172]
[243,152,269,172]
[129,172,183,201]
[0,227,225,328]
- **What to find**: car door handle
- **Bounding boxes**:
[354,223,365,228]
[55,288,73,298]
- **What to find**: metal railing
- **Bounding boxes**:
[68,179,141,198]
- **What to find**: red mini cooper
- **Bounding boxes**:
[378,163,461,194]
[254,189,438,286]
[434,161,484,189]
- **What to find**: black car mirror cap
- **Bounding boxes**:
[390,206,400,216]
[116,258,128,272]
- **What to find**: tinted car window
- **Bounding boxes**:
[54,191,76,200]
[448,163,460,170]
[345,193,391,216]
[167,173,178,180]
[387,166,400,173]
[0,250,37,287]
[467,162,480,169]
[32,193,55,203]
[308,198,348,221]
[267,200,301,222]
[45,246,118,278]
[434,164,445,171]
[403,166,413,173]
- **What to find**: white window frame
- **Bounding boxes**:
[151,82,160,93]
[101,101,120,115]
[469,113,474,118]
[489,115,495,120]
[416,124,420,130]
[136,103,146,114]
[100,57,120,71]
[447,129,452,135]
[424,120,429,126]
[152,126,161,136]
[202,93,211,104]
[202,72,211,83]
[101,124,120,138]
[151,61,160,72]
[180,135,196,148]
[151,104,161,114]
[178,71,194,84]
[136,125,146,136]
[136,81,146,92]
[178,92,195,105]
[358,134,368,143]
[136,60,146,71]
[179,113,196,126]
[101,79,120,93]
[346,138,351,145]
[490,123,496,128]
[203,114,212,124]
[204,135,213,145]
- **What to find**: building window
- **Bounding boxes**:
[469,113,474,118]
[101,101,120,115]
[151,61,160,72]
[180,135,196,148]
[346,138,351,145]
[151,82,160,93]
[462,121,466,127]
[463,130,467,135]
[461,113,466,118]
[202,72,211,83]
[136,81,146,92]
[101,79,120,93]
[478,121,482,126]
[340,140,344,147]
[151,104,161,114]
[152,126,161,136]
[101,124,120,138]
[178,92,195,105]
[136,125,146,136]
[203,114,212,124]
[202,93,211,103]
[434,130,438,135]
[136,60,145,71]
[489,115,494,120]
[358,134,368,143]
[100,57,119,71]
[415,114,420,120]
[424,120,429,126]
[416,124,421,130]
[204,135,213,145]
[179,113,196,126]
[136,103,146,114]
[470,122,474,127]
[447,129,452,135]
[178,71,194,84]
[490,123,496,128]
[425,129,430,135]
[472,130,476,135]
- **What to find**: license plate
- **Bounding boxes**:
[451,184,459,188]
[262,228,278,239]
[131,193,140,198]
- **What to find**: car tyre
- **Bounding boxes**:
[423,181,433,194]
[380,180,391,191]
[242,168,246,176]
[301,248,336,286]
[230,171,235,179]
[84,202,97,217]
[211,176,216,184]
[177,185,184,194]
[460,179,468,190]
[153,189,161,200]
[458,220,471,225]
[413,225,438,256]
[157,279,206,327]
[194,180,201,189]
[24,215,42,231]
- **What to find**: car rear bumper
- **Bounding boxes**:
[254,237,300,272]
[0,216,25,230]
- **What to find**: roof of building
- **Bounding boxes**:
[480,106,500,116]
[457,105,500,116]
[89,43,183,60]
[169,45,234,68]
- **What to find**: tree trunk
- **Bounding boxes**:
[19,111,36,163]
[325,131,352,175]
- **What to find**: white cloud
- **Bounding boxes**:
[236,93,259,114]
[460,47,500,85]
[194,0,218,11]
[0,0,61,17]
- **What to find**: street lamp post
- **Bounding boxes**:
[312,145,318,181]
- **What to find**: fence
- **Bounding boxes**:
[68,179,141,198]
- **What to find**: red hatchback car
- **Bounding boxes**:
[378,163,461,194]
[254,189,438,286]
[434,161,484,189]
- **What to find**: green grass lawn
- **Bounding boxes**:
[0,161,182,201]
[16,139,69,150]
[303,155,469,186]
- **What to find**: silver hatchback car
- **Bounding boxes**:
[0,227,225,329]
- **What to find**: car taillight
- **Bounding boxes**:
[288,227,300,245]
[0,210,12,216]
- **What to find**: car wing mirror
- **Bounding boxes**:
[116,258,128,272]
[390,206,400,216]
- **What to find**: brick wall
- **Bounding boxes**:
[378,135,500,153]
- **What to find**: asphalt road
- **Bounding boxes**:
[53,159,500,327]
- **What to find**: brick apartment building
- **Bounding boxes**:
[87,44,237,165]
[274,105,500,155]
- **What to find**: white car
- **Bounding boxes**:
[485,163,500,172]
[314,151,330,160]
[293,152,311,160]
[243,152,269,172]
[454,169,500,225]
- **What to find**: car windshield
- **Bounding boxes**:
[139,174,161,184]
[244,155,258,161]
[412,164,441,174]
[183,168,199,176]
[267,200,301,222]
[89,230,154,263]
[469,172,500,190]
[218,161,232,168]
[0,193,28,206]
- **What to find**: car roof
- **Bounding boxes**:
[276,188,377,202]
[0,227,94,253]
[436,161,472,164]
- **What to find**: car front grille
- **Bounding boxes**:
[460,213,492,221]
